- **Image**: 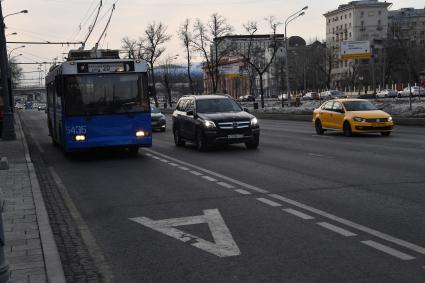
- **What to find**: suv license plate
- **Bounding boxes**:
[228,134,244,139]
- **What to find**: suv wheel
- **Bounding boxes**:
[196,131,208,152]
[245,136,259,150]
[173,127,185,147]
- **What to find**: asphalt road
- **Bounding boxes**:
[20,109,425,283]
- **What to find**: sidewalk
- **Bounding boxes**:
[0,116,65,283]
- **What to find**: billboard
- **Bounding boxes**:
[340,41,371,60]
[219,65,240,77]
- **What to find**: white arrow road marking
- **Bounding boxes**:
[130,209,241,258]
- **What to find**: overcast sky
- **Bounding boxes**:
[3,0,424,83]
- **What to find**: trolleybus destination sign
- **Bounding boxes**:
[77,62,135,73]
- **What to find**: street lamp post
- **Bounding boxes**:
[8,44,24,59]
[283,6,308,107]
[1,1,16,140]
[3,9,28,20]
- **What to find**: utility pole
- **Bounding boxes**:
[1,2,16,140]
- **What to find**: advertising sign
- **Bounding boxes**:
[340,41,371,60]
[219,65,240,77]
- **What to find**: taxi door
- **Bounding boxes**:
[331,101,345,130]
[320,101,334,128]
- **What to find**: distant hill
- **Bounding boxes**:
[156,62,203,76]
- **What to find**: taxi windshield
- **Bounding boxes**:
[342,101,378,111]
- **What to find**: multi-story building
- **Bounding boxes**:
[388,8,425,47]
[324,0,391,87]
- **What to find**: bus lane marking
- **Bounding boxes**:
[130,209,241,258]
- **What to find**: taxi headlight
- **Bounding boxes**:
[203,120,216,128]
[353,117,365,122]
[388,116,393,122]
[251,117,259,126]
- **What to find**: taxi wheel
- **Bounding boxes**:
[381,132,391,136]
[315,120,325,135]
[343,122,352,137]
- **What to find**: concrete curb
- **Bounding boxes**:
[16,114,66,283]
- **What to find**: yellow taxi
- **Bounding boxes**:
[312,99,394,136]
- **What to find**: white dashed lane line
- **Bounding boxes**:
[283,208,315,220]
[317,222,357,237]
[159,159,169,163]
[217,182,235,189]
[361,240,415,261]
[178,166,190,171]
[256,198,282,207]
[189,170,203,176]
[202,176,218,182]
[234,189,252,195]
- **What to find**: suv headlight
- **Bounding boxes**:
[203,120,216,128]
[251,117,259,126]
[353,117,365,122]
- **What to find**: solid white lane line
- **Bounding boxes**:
[361,240,415,261]
[234,189,251,195]
[217,182,235,189]
[283,208,315,220]
[270,194,425,256]
[178,166,190,171]
[202,176,218,182]
[189,170,203,176]
[317,222,357,237]
[168,163,179,167]
[144,149,269,194]
[257,198,282,207]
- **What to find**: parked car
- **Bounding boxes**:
[151,105,166,132]
[37,103,47,111]
[398,86,425,97]
[238,95,255,102]
[312,99,394,137]
[15,102,25,110]
[320,90,345,100]
[303,92,319,100]
[277,93,289,101]
[376,89,398,98]
[172,95,260,151]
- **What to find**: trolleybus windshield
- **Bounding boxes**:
[64,73,149,116]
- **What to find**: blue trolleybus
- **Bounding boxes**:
[46,49,152,154]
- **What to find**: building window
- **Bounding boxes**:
[349,23,352,28]
[345,14,347,19]
[349,13,351,18]
[378,10,382,15]
[340,16,343,20]
[360,11,364,18]
[349,32,352,38]
[378,20,381,25]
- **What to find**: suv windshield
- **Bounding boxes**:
[342,101,378,111]
[64,74,149,116]
[196,98,242,113]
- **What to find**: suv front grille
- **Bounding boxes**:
[218,121,250,129]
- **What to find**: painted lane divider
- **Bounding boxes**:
[202,176,218,182]
[269,194,425,256]
[130,209,241,258]
[361,240,415,261]
[217,182,235,189]
[283,208,315,220]
[144,149,269,194]
[256,198,282,207]
[178,166,190,171]
[189,170,203,176]
[317,222,357,237]
[234,189,252,195]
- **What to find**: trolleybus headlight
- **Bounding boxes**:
[74,135,86,142]
[136,130,149,137]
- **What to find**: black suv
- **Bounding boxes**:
[172,95,260,151]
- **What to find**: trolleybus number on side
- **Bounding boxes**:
[66,126,87,135]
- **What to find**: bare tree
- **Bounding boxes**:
[238,18,281,108]
[178,19,195,95]
[139,22,172,107]
[9,58,23,88]
[157,56,182,107]
[121,36,138,59]
[192,13,233,94]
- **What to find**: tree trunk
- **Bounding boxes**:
[163,75,172,108]
[186,49,195,95]
[259,73,265,108]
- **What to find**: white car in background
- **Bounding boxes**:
[399,86,425,97]
[303,92,319,100]
[320,90,345,100]
[376,89,398,98]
